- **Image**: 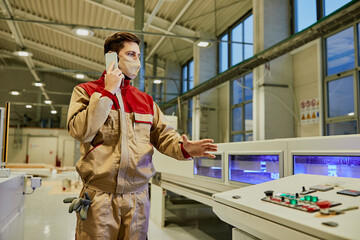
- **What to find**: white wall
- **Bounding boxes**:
[7,127,76,166]
[292,41,321,137]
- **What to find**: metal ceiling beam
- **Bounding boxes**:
[0,0,54,115]
[146,0,194,61]
[0,30,105,70]
[0,49,95,83]
[13,8,103,47]
[11,102,69,107]
[0,16,198,41]
[143,0,164,31]
[85,0,195,43]
[160,0,360,110]
[12,8,165,71]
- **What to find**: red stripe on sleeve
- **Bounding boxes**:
[101,90,120,110]
[181,143,192,159]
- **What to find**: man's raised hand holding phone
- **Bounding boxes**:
[104,61,124,94]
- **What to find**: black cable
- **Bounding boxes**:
[23,187,35,195]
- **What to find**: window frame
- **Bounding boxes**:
[181,58,194,94]
[292,0,353,34]
[217,10,253,73]
[229,72,253,142]
[323,22,360,135]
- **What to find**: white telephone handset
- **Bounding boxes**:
[105,52,118,71]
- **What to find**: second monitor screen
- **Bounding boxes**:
[229,154,280,184]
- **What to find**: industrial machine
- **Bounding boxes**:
[213,174,360,240]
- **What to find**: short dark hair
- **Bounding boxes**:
[104,32,141,55]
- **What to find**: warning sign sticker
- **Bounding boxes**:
[300,98,319,125]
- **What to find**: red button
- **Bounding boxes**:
[316,201,331,209]
[307,207,317,212]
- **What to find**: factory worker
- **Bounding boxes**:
[66,31,218,240]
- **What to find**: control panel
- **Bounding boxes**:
[261,188,341,213]
[212,174,360,240]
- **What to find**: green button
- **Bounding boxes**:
[290,199,298,205]
[280,194,287,197]
[300,197,305,201]
[285,194,290,197]
[311,196,318,202]
[304,195,311,201]
[289,195,295,199]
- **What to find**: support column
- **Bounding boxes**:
[36,91,42,127]
[150,54,158,98]
[134,0,145,91]
[164,60,181,116]
[193,31,217,141]
[253,0,294,140]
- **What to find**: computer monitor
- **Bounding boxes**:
[228,151,283,185]
[194,153,223,180]
[293,152,360,178]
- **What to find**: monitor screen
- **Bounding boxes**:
[194,154,222,179]
[293,155,360,178]
[229,154,280,184]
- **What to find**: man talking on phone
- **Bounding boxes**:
[66,31,217,240]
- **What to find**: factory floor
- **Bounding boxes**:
[24,171,232,240]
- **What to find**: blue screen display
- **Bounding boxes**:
[229,155,280,184]
[293,155,360,178]
[194,155,222,179]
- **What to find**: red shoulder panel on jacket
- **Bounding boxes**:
[77,71,154,114]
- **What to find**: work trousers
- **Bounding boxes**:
[76,186,149,240]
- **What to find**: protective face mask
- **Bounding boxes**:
[118,57,141,80]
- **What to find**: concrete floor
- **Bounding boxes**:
[24,171,231,240]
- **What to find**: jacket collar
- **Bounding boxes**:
[101,70,131,89]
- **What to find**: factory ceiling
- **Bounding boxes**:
[0,0,251,127]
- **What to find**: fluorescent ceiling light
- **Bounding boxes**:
[44,100,52,104]
[14,50,33,57]
[71,27,94,37]
[26,105,32,109]
[33,81,44,87]
[154,79,162,84]
[75,73,85,79]
[197,41,210,48]
[9,90,21,95]
[51,110,57,114]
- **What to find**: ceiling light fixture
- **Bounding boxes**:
[44,100,52,104]
[51,109,57,114]
[9,90,21,95]
[26,105,32,109]
[75,73,86,79]
[154,79,162,84]
[13,50,33,57]
[33,81,45,87]
[71,27,94,37]
[196,41,211,48]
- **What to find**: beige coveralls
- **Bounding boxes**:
[67,74,189,240]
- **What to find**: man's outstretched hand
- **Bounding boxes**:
[182,134,218,158]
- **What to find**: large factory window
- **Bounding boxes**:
[324,23,359,135]
[293,0,351,33]
[181,59,194,93]
[293,0,317,33]
[230,72,253,142]
[219,34,228,73]
[323,0,352,16]
[218,12,253,73]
